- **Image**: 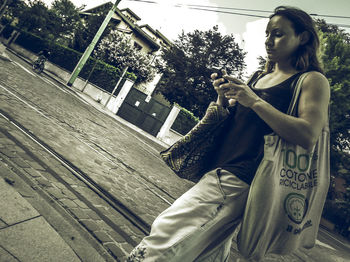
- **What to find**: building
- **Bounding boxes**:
[80,2,172,96]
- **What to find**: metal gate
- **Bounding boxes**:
[117,88,171,136]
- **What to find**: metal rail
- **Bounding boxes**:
[0,109,151,235]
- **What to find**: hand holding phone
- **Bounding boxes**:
[212,67,229,84]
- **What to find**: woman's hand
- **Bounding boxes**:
[215,70,261,108]
[211,71,236,106]
[211,71,230,97]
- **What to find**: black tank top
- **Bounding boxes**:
[211,71,303,185]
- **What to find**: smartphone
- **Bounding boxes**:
[212,67,229,83]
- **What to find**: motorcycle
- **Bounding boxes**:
[32,55,47,74]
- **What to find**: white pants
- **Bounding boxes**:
[127,169,250,262]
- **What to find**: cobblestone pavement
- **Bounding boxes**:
[0,49,349,262]
[0,118,147,261]
[0,51,194,224]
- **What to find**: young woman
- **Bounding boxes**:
[127,6,330,262]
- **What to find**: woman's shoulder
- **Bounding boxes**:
[302,71,329,88]
[300,71,330,101]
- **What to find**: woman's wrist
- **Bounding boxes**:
[216,95,229,108]
[250,97,265,111]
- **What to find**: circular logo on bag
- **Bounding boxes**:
[284,193,308,224]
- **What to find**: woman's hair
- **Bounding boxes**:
[265,6,324,74]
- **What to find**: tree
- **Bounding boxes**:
[316,19,350,237]
[155,26,246,117]
[49,0,82,43]
[0,0,28,28]
[94,30,156,84]
[71,2,113,53]
[316,20,350,170]
[257,55,267,71]
[316,19,350,43]
[16,0,52,38]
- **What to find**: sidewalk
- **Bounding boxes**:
[0,167,81,262]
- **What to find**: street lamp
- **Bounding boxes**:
[67,0,122,87]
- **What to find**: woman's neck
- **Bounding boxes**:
[273,62,298,75]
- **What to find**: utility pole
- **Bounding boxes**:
[67,0,121,87]
[0,0,8,19]
[104,66,128,108]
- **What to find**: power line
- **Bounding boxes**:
[174,3,271,14]
[125,0,350,27]
[184,4,350,20]
[183,6,268,19]
[309,14,350,20]
[126,0,268,18]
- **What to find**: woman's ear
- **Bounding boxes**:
[299,31,310,45]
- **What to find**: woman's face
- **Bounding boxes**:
[265,15,302,63]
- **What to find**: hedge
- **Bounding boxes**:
[3,25,137,92]
[1,23,14,39]
[171,106,199,135]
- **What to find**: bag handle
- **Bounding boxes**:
[287,72,308,116]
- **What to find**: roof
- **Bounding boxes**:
[120,8,141,21]
[140,24,173,47]
[80,2,173,51]
[155,29,173,47]
[113,8,160,51]
[140,24,157,36]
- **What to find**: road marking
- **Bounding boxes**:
[0,83,49,119]
[11,60,70,95]
[40,77,68,93]
[319,228,350,250]
[11,61,36,77]
[316,239,336,250]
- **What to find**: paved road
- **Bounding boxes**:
[1,49,349,261]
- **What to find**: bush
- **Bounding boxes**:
[171,106,199,135]
[15,29,54,54]
[3,25,137,92]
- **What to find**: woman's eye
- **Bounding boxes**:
[275,32,283,37]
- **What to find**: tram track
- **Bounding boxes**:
[0,109,151,236]
[0,125,144,260]
[0,76,181,259]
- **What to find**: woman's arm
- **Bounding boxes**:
[223,71,330,150]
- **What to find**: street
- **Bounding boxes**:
[0,48,349,261]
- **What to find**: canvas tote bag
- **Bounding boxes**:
[237,73,330,260]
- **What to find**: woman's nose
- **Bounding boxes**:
[265,37,272,48]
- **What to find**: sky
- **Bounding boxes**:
[42,0,350,75]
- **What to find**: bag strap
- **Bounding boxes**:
[287,72,309,116]
[247,70,263,87]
